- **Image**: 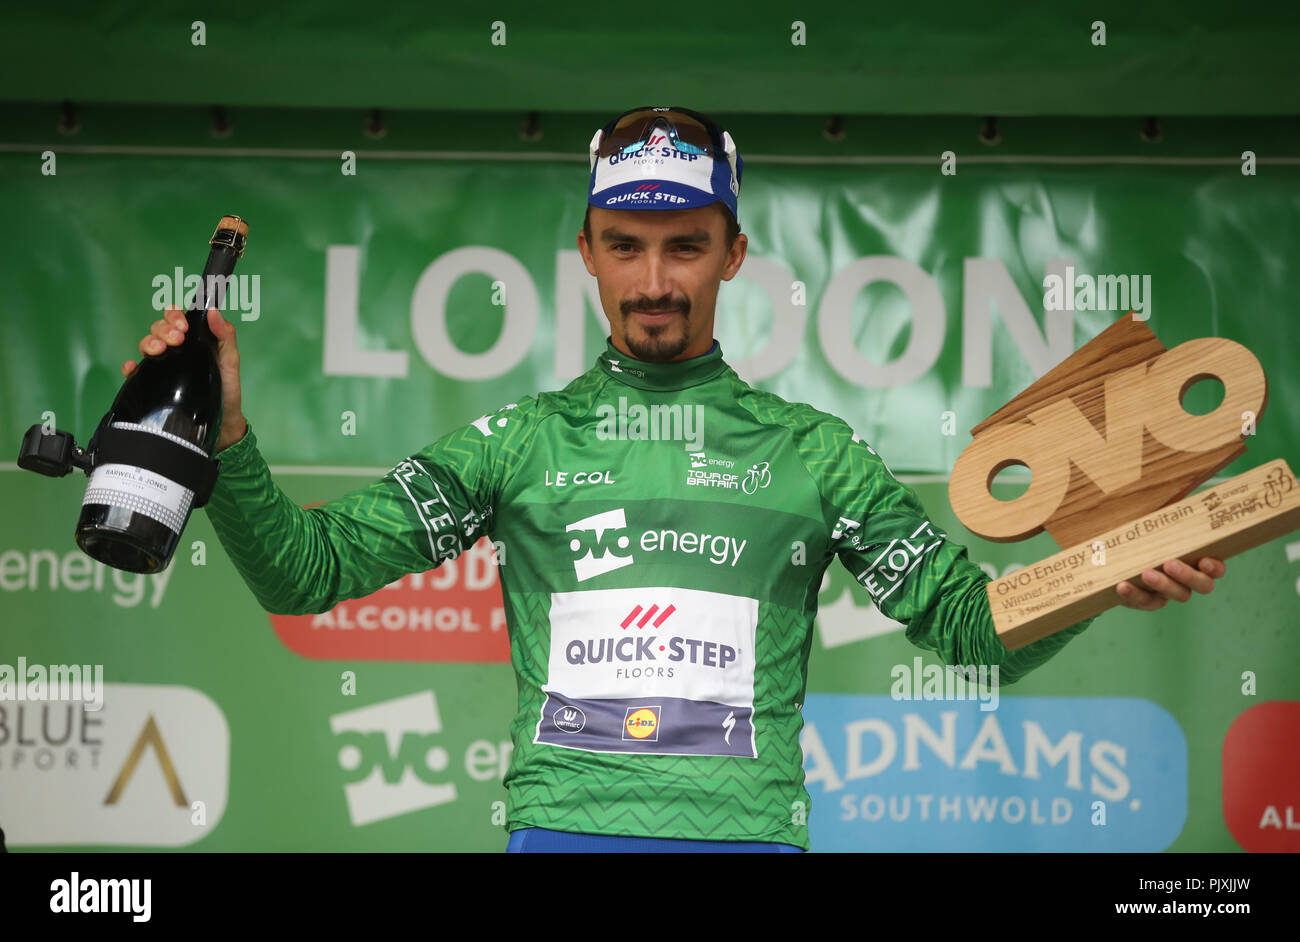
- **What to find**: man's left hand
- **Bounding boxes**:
[1115,557,1226,611]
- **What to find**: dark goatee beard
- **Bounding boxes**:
[622,309,691,362]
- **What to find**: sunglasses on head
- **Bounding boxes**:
[588,107,739,191]
[596,107,723,159]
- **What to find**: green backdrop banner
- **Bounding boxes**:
[2,1,1297,116]
[2,140,1298,851]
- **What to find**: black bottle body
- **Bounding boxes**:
[74,322,223,573]
[74,217,245,574]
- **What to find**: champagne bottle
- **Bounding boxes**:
[73,215,248,573]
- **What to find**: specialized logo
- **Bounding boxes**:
[623,706,661,741]
[330,691,456,827]
[566,509,634,582]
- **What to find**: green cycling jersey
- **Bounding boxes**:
[204,337,1096,849]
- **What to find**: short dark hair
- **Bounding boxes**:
[584,202,741,253]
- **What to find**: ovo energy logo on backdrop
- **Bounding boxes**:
[331,691,457,827]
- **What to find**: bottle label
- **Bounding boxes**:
[81,423,205,535]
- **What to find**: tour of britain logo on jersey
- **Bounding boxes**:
[623,706,661,741]
[686,451,738,490]
[566,509,634,581]
[684,452,771,495]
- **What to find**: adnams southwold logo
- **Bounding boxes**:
[801,694,1187,852]
[565,508,747,582]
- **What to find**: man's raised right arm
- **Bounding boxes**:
[123,305,533,616]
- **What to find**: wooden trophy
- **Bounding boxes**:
[949,314,1300,650]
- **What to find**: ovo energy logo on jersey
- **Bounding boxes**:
[566,509,634,581]
[623,706,661,741]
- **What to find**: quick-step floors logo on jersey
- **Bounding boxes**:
[536,585,758,758]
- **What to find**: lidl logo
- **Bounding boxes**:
[623,706,661,741]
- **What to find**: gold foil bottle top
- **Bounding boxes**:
[210,215,249,256]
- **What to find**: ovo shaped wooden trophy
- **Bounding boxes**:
[949,314,1300,650]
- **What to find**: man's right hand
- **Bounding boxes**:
[122,305,247,452]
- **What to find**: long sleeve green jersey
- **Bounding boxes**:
[204,337,1096,849]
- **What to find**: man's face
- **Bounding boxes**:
[578,205,747,362]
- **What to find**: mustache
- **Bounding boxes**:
[623,298,690,316]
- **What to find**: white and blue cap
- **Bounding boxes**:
[587,106,743,225]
